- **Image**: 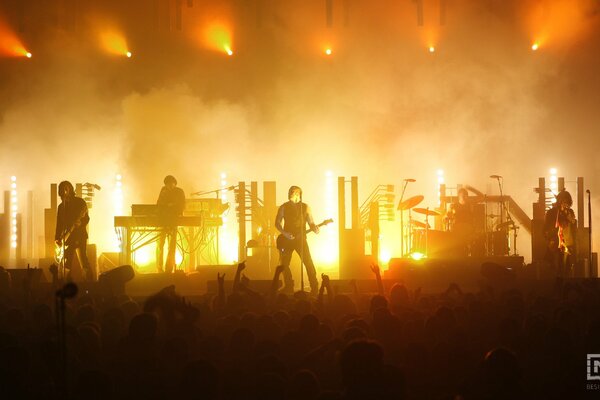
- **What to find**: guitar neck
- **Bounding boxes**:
[304,221,328,234]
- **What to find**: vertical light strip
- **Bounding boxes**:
[10,176,17,249]
[323,170,336,265]
[549,167,558,200]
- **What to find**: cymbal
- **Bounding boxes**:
[413,208,441,216]
[496,220,516,230]
[410,220,430,229]
[398,195,424,211]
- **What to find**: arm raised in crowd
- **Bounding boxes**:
[232,261,246,294]
[370,264,384,296]
[215,272,226,311]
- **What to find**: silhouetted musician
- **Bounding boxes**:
[156,175,185,273]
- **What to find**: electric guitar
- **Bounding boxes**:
[276,219,333,252]
[54,227,74,264]
[54,216,84,264]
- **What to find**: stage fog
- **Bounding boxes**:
[0,0,599,272]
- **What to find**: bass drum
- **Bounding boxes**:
[411,229,456,258]
[470,234,487,257]
[488,231,509,256]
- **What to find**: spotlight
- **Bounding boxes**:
[224,45,233,56]
[429,46,435,53]
[410,252,425,261]
[126,51,132,58]
[531,43,539,51]
[325,48,332,55]
[26,52,32,58]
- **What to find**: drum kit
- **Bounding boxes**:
[398,190,519,258]
[398,195,442,257]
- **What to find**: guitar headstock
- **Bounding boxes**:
[319,218,334,227]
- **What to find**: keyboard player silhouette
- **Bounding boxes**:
[156,175,185,273]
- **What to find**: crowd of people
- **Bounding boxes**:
[0,261,598,399]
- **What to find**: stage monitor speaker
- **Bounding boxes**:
[98,252,120,274]
[99,265,134,296]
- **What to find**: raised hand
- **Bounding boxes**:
[217,272,225,285]
[237,261,246,272]
[321,273,330,286]
[370,264,381,275]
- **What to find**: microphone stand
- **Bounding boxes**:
[299,193,305,293]
[588,190,593,276]
[494,177,516,255]
[55,283,77,399]
[191,186,235,197]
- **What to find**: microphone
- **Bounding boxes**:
[56,282,78,299]
[404,179,416,182]
[490,175,502,179]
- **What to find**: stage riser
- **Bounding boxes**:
[385,256,525,292]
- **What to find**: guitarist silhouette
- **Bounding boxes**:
[54,181,92,281]
[275,186,322,295]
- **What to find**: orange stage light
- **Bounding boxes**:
[525,0,595,49]
[99,29,131,57]
[0,19,31,58]
[202,22,234,56]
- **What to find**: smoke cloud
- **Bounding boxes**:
[0,0,598,264]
